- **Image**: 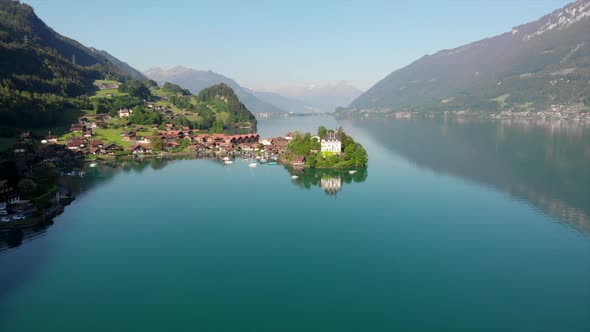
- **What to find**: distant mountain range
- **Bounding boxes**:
[264,82,363,112]
[145,67,362,114]
[349,0,590,113]
[250,91,313,114]
[144,66,286,114]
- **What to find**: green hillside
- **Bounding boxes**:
[0,1,256,136]
[92,81,256,131]
[196,83,256,127]
[0,0,130,128]
[348,0,590,114]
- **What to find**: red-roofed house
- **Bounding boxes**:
[292,156,306,168]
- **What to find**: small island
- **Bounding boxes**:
[279,126,368,169]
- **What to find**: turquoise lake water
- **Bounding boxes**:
[1,116,589,331]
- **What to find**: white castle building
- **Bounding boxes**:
[321,132,341,154]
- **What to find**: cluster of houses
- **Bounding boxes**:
[40,117,282,156]
[121,125,269,155]
[68,139,125,156]
[488,105,590,121]
[58,121,313,157]
[12,102,343,164]
[124,130,297,156]
[64,114,109,138]
[55,119,126,156]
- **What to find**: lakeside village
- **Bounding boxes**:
[1,119,368,229]
[340,103,590,122]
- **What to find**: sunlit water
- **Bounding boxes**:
[1,116,589,331]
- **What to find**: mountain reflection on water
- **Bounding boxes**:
[356,118,590,235]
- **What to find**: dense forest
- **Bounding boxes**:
[196,83,256,125]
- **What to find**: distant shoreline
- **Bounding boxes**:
[335,110,590,123]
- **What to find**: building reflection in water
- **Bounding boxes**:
[288,167,367,196]
[320,177,342,196]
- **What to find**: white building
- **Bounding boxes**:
[321,132,341,154]
[118,108,131,118]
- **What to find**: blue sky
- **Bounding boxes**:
[27,0,571,90]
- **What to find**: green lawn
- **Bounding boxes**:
[58,132,83,142]
[58,125,142,149]
[93,128,132,148]
[92,89,128,98]
[94,79,120,85]
[150,88,167,98]
[91,80,126,98]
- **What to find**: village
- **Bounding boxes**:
[1,114,356,228]
[0,81,367,235]
[50,108,298,158]
[1,78,365,229]
[30,105,353,165]
[15,102,279,158]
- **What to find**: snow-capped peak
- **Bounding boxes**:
[523,0,590,41]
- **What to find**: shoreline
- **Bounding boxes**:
[335,110,590,123]
[2,129,366,231]
[0,204,65,230]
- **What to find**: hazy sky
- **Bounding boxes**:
[27,0,571,91]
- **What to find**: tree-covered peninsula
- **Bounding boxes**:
[282,127,368,169]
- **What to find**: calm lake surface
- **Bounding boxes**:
[1,116,589,331]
